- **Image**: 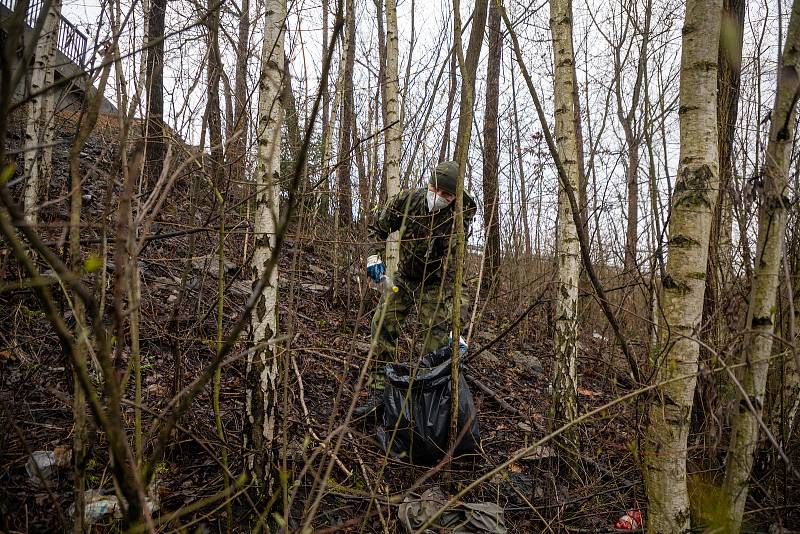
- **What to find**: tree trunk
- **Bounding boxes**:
[645,128,662,349]
[353,115,369,222]
[482,1,501,282]
[439,51,457,162]
[319,0,331,217]
[320,18,347,221]
[723,5,800,529]
[397,0,415,187]
[452,0,487,149]
[643,86,665,350]
[449,0,488,462]
[23,0,61,222]
[622,121,640,274]
[614,0,651,276]
[144,0,166,186]
[283,54,303,196]
[785,287,800,440]
[336,0,355,226]
[39,21,58,202]
[69,129,87,534]
[641,1,723,531]
[510,57,532,258]
[69,76,86,532]
[705,0,744,334]
[696,0,745,470]
[717,0,744,265]
[784,218,800,439]
[222,72,234,145]
[549,0,581,453]
[571,47,587,233]
[206,0,224,188]
[246,0,285,499]
[374,0,387,204]
[370,83,381,210]
[230,0,250,198]
[383,0,402,274]
[506,131,519,258]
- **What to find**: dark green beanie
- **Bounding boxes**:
[429,160,459,194]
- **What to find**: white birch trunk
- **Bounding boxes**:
[40,25,58,201]
[245,0,285,493]
[550,0,580,449]
[383,0,401,274]
[642,1,722,531]
[723,5,800,529]
[23,0,61,222]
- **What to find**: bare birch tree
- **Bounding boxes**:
[23,0,61,222]
[550,0,581,452]
[723,4,800,530]
[383,0,402,274]
[641,1,723,531]
[245,0,285,497]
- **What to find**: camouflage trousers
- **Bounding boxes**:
[367,275,453,390]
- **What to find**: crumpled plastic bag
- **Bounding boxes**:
[378,345,480,464]
[398,487,507,534]
[67,486,160,524]
[26,447,72,485]
[80,491,121,524]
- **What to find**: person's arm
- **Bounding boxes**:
[366,189,413,255]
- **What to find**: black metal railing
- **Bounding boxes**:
[1,0,88,66]
[57,16,86,65]
[23,0,43,26]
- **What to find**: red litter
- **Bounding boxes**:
[614,509,643,530]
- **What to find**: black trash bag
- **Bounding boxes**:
[378,345,480,464]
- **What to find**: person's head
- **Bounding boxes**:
[427,161,459,211]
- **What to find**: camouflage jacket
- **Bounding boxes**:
[367,188,477,283]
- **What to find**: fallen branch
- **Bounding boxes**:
[292,355,352,478]
[466,374,523,417]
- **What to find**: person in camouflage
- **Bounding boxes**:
[355,160,477,418]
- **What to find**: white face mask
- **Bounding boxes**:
[426,190,452,212]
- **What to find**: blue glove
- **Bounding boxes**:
[449,332,468,355]
[366,254,385,283]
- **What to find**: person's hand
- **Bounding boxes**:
[366,254,385,283]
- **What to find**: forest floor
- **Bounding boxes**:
[1,111,796,533]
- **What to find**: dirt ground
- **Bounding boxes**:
[1,112,796,533]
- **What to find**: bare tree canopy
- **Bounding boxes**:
[1,0,799,531]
